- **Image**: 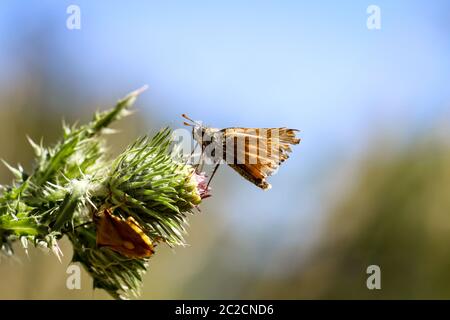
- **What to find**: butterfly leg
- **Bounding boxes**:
[197,145,206,172]
[185,141,198,165]
[207,163,220,188]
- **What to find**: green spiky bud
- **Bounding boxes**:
[69,128,211,299]
[101,128,207,246]
[0,87,213,299]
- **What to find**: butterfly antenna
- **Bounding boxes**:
[71,221,94,230]
[182,113,194,122]
[182,114,202,127]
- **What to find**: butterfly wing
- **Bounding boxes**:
[228,163,272,189]
[95,208,155,258]
[222,128,300,190]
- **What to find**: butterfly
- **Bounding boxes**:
[94,206,155,258]
[182,114,300,190]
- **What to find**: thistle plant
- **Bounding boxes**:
[0,87,209,299]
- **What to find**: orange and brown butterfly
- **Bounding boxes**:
[182,114,300,190]
[94,205,155,259]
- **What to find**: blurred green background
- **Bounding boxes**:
[1,1,450,299]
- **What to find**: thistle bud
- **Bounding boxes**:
[189,171,211,205]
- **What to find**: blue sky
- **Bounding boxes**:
[1,1,449,247]
[1,1,449,141]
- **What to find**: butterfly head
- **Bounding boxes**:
[182,114,205,143]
